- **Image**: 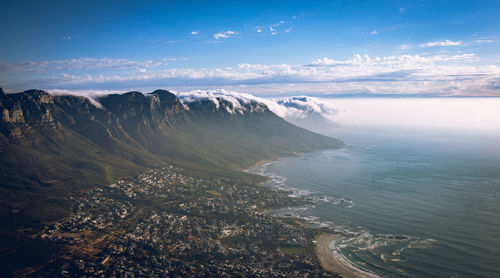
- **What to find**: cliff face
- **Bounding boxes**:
[0,89,186,145]
[0,89,61,141]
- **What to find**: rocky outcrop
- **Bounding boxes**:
[0,89,64,142]
[2,106,25,123]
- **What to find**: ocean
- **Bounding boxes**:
[248,126,500,278]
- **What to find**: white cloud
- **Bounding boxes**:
[419,39,462,47]
[176,89,270,115]
[4,53,500,97]
[256,19,292,36]
[49,89,126,108]
[475,39,494,43]
[63,36,71,40]
[213,30,237,39]
[309,53,478,67]
[175,89,343,120]
[276,96,341,119]
[191,31,199,35]
[47,54,498,97]
[369,30,378,35]
[0,58,165,72]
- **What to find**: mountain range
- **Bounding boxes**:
[0,88,342,245]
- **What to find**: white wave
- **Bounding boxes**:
[329,238,383,278]
[392,238,437,256]
[319,222,331,228]
[253,164,314,199]
[288,188,312,197]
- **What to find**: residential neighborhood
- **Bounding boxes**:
[37,163,336,277]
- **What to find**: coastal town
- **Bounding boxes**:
[33,163,339,277]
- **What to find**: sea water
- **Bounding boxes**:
[249,126,500,278]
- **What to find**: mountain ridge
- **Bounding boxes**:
[0,88,343,276]
[0,88,343,250]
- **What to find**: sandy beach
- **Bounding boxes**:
[314,233,380,278]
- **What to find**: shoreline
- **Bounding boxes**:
[247,154,378,277]
[244,158,278,172]
[247,161,379,277]
[314,233,366,278]
[314,233,382,278]
[245,149,309,172]
[315,233,382,278]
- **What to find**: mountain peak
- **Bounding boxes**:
[17,89,54,104]
[150,89,179,103]
[120,91,146,101]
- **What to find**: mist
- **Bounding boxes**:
[322,98,500,132]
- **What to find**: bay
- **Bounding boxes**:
[249,126,500,278]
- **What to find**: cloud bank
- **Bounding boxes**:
[44,89,500,131]
[276,96,341,119]
[175,90,344,128]
[176,89,267,115]
[2,53,500,97]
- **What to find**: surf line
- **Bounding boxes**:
[330,237,382,278]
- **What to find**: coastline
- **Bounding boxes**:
[247,153,376,277]
[314,233,366,278]
[245,158,277,172]
[247,160,380,277]
[315,233,383,278]
[245,149,309,172]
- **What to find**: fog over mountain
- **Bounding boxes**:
[275,96,340,131]
[48,88,343,132]
[177,90,340,126]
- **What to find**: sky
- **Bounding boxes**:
[1,0,500,97]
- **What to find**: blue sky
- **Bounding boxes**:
[1,0,500,96]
